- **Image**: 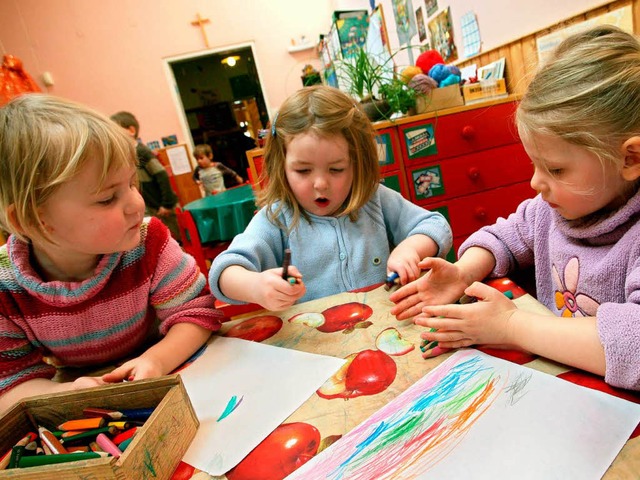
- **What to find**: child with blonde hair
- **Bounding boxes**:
[391,26,640,390]
[209,85,452,311]
[0,94,224,412]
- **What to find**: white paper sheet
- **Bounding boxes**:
[165,145,192,175]
[178,336,345,476]
[288,349,640,480]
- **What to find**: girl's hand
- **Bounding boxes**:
[387,246,422,287]
[71,376,108,390]
[390,257,469,320]
[102,355,164,383]
[415,281,517,351]
[253,267,306,311]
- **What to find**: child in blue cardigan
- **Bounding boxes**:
[209,85,452,311]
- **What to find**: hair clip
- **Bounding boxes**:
[271,112,278,137]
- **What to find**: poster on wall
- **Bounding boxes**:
[416,7,427,42]
[424,0,438,17]
[461,11,481,57]
[366,5,393,68]
[428,6,458,62]
[392,0,417,46]
[334,10,369,59]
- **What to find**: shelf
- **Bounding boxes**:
[287,43,314,53]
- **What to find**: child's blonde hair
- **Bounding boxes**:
[0,94,136,242]
[517,25,640,169]
[193,144,213,158]
[260,85,380,231]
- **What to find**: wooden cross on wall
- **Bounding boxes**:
[191,13,211,48]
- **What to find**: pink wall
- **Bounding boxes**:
[0,0,606,145]
[0,0,330,145]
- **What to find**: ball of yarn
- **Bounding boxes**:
[440,74,461,87]
[400,65,423,84]
[427,64,450,85]
[415,50,445,75]
[408,74,437,95]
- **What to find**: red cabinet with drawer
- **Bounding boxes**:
[387,98,536,258]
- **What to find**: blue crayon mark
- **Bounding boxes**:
[217,395,244,422]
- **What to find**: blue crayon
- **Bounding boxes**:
[384,272,399,291]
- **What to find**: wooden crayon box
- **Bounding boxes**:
[0,374,198,480]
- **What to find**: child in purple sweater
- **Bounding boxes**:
[0,95,224,413]
[390,25,640,390]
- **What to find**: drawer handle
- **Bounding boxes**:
[467,167,480,181]
[461,125,475,140]
[474,207,487,221]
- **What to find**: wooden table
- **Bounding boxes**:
[171,279,640,479]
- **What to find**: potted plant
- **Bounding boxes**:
[334,47,396,121]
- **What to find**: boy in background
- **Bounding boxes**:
[193,143,244,196]
[110,111,180,241]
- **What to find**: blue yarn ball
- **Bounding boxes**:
[440,74,461,87]
[428,63,449,84]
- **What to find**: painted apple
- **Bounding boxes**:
[170,461,195,480]
[485,278,527,299]
[225,422,321,480]
[317,349,397,399]
[225,315,283,342]
[375,327,415,356]
[316,302,374,333]
[288,312,325,328]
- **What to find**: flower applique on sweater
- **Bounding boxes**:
[552,257,600,317]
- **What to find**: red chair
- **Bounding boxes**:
[175,206,230,276]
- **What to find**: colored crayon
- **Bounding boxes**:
[384,272,399,291]
[83,407,154,421]
[66,445,90,453]
[18,451,108,468]
[61,426,117,443]
[8,446,26,469]
[38,425,69,455]
[0,432,36,470]
[281,248,291,280]
[107,420,144,429]
[96,433,122,458]
[112,426,137,445]
[57,417,105,432]
[117,436,134,451]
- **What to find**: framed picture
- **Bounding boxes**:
[428,6,458,62]
[425,0,438,17]
[416,7,427,42]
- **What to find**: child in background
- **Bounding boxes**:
[193,143,244,196]
[110,111,181,241]
[0,94,224,413]
[209,85,452,311]
[390,25,640,390]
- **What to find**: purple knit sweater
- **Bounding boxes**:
[459,191,640,390]
[0,217,224,394]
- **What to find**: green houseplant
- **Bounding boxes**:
[334,47,415,121]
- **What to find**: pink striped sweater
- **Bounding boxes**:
[0,217,224,394]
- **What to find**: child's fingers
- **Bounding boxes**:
[421,345,451,359]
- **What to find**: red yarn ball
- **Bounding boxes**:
[416,50,445,75]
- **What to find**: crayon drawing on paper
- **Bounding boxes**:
[288,349,640,480]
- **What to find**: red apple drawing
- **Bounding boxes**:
[170,461,196,480]
[316,302,373,333]
[317,349,397,399]
[225,422,321,480]
[225,315,283,342]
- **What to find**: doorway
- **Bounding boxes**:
[164,43,269,178]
